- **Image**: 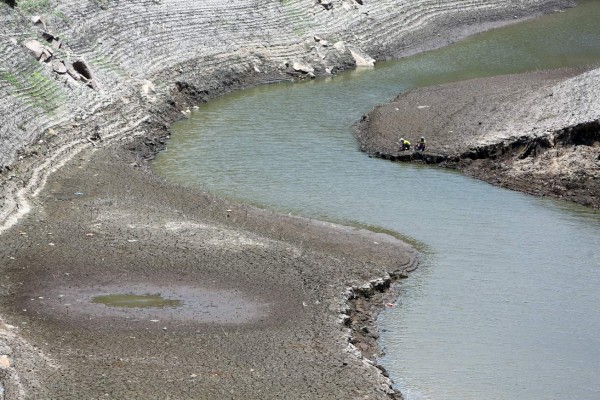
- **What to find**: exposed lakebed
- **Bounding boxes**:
[154,2,600,399]
[26,283,269,325]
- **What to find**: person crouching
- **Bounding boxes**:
[398,138,411,151]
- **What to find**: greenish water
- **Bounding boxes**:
[91,294,182,309]
[153,2,600,399]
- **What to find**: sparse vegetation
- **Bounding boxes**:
[1,68,62,112]
[52,9,70,24]
[17,0,50,13]
[0,71,20,89]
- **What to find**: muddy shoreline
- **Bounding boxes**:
[0,0,582,398]
[355,67,600,209]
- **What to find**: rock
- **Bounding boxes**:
[333,41,346,53]
[349,48,375,67]
[318,0,333,10]
[313,35,329,46]
[30,16,46,30]
[42,32,62,49]
[141,80,156,96]
[52,60,67,74]
[0,355,11,370]
[24,40,52,62]
[24,40,44,59]
[66,64,81,81]
[292,61,314,74]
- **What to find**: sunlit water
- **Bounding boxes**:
[153,2,600,399]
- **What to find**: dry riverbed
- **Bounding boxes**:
[0,141,416,399]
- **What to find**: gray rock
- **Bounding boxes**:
[349,48,375,67]
[52,60,67,74]
[333,41,346,53]
[319,0,333,10]
[30,16,46,30]
[292,61,314,74]
[141,80,156,96]
[24,40,53,62]
[24,40,45,59]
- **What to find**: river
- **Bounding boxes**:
[153,2,600,399]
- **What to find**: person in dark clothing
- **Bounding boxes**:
[416,136,426,151]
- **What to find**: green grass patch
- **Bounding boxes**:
[2,68,63,113]
[18,0,50,13]
[0,70,20,89]
[91,53,128,78]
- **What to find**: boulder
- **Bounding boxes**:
[349,48,375,67]
[42,31,62,49]
[141,80,156,96]
[333,41,346,53]
[66,64,81,81]
[24,40,52,62]
[24,40,44,59]
[292,61,314,74]
[318,0,333,10]
[52,60,67,74]
[30,16,46,30]
[0,355,10,370]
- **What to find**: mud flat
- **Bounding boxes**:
[355,66,600,208]
[0,142,416,398]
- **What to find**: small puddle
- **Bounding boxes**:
[31,283,270,325]
[91,293,182,309]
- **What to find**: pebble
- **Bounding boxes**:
[0,355,11,369]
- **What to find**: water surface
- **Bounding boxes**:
[91,293,182,309]
[154,2,600,399]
